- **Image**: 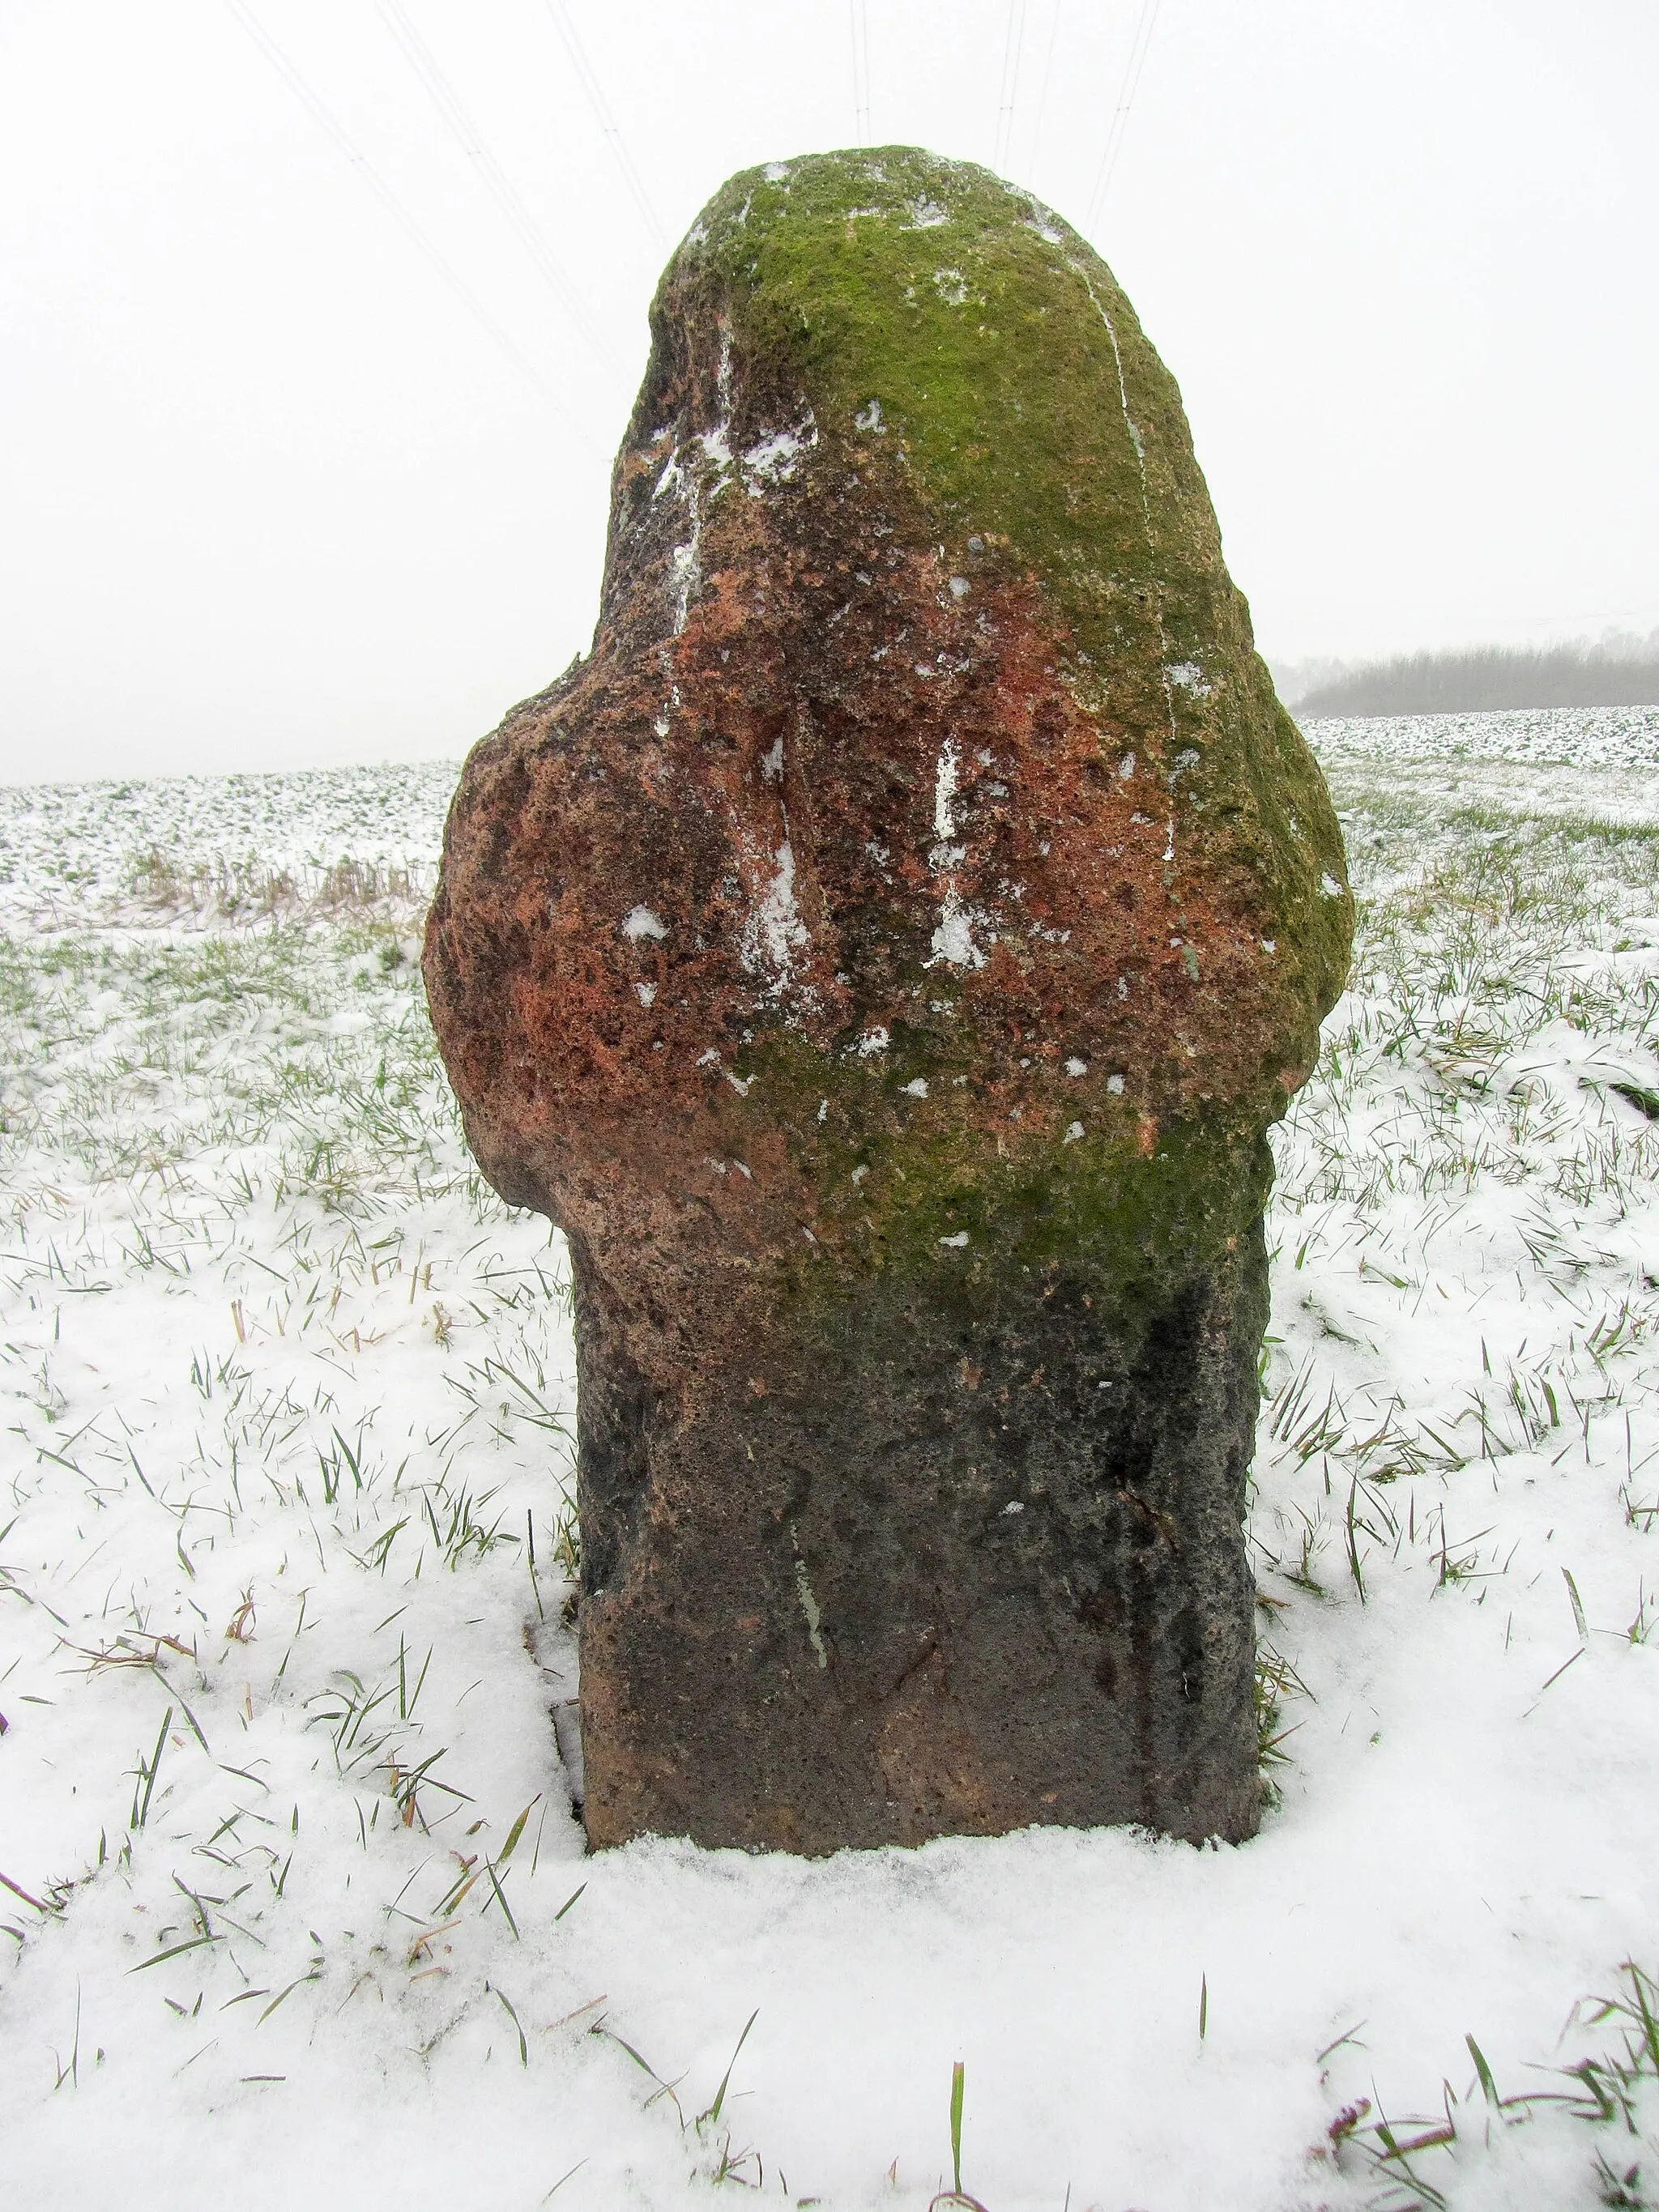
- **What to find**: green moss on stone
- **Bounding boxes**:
[716,1023,1268,1336]
[647,147,1351,1319]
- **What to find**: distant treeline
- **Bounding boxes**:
[1290,635,1659,718]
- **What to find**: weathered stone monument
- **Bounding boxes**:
[424,147,1352,1853]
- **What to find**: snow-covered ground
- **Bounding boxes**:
[2,709,1657,2212]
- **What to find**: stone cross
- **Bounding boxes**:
[424,147,1353,1854]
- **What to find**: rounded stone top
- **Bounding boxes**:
[647,144,1199,663]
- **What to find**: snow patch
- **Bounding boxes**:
[741,418,817,492]
[739,839,809,997]
[1167,661,1212,697]
[930,891,989,970]
[924,741,992,970]
[933,739,960,840]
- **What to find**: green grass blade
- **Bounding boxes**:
[950,2058,965,2195]
[703,2007,757,2129]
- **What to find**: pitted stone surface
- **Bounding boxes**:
[424,147,1353,1853]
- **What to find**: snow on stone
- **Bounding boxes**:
[668,502,702,635]
[740,838,808,996]
[741,420,817,490]
[929,889,988,970]
[932,739,960,840]
[621,904,667,940]
[925,740,991,971]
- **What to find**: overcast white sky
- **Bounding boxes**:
[2,0,1655,782]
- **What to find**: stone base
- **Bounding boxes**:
[574,1219,1266,1855]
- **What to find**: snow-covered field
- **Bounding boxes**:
[2,708,1657,2212]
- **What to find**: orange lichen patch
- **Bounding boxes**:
[433,508,1304,1205]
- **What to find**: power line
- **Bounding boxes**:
[1026,0,1064,194]
[375,0,617,374]
[1085,0,1160,231]
[539,0,666,249]
[993,0,1029,177]
[850,0,872,147]
[223,0,573,417]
